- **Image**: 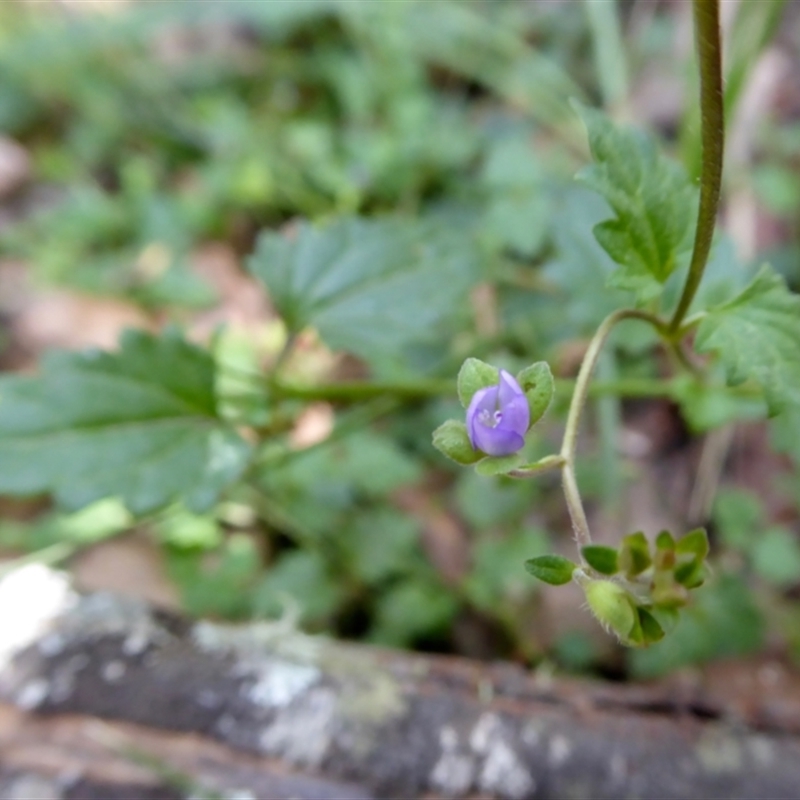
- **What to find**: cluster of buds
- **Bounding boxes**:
[526,529,710,647]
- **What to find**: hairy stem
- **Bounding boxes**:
[559,309,663,548]
[669,0,724,334]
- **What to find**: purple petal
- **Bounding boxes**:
[497,370,530,434]
[466,385,498,449]
[470,424,525,457]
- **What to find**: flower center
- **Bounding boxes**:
[478,408,503,428]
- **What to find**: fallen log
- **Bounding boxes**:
[1,564,799,799]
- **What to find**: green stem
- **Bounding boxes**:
[273,375,681,405]
[508,454,566,479]
[669,0,724,334]
[559,309,663,547]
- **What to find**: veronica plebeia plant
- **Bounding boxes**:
[435,0,800,646]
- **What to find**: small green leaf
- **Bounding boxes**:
[619,531,651,577]
[524,554,577,586]
[475,452,525,476]
[574,103,696,301]
[581,545,619,575]
[432,420,482,465]
[516,361,554,426]
[457,358,499,408]
[676,528,709,561]
[636,607,666,645]
[695,265,800,414]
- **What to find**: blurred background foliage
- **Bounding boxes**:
[0,0,799,680]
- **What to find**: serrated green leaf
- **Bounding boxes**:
[0,330,251,514]
[619,531,651,577]
[676,528,709,561]
[457,358,498,408]
[247,216,480,372]
[581,544,619,575]
[524,554,577,586]
[432,420,482,465]
[542,188,630,336]
[516,361,554,427]
[695,265,800,414]
[574,103,696,301]
[475,452,524,476]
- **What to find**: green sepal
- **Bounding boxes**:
[457,358,498,408]
[651,569,689,608]
[655,530,676,550]
[654,530,676,570]
[475,453,525,476]
[636,607,666,645]
[581,545,619,575]
[674,560,707,589]
[676,528,709,561]
[619,532,651,577]
[525,554,577,586]
[516,361,554,427]
[648,605,680,634]
[432,420,482,465]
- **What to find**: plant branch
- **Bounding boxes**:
[559,309,664,548]
[668,0,724,334]
[273,375,681,405]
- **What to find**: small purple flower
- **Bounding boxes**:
[466,370,530,456]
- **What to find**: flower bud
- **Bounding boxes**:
[583,579,639,645]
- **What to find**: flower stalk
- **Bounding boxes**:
[559,309,664,548]
[668,0,724,334]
